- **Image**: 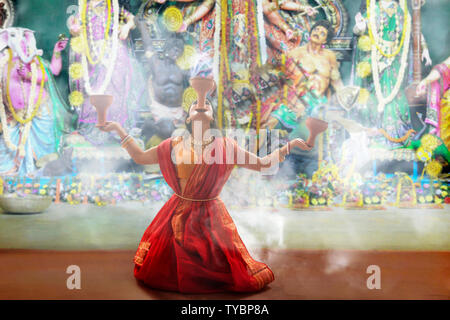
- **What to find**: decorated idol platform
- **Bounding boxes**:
[0,0,449,302]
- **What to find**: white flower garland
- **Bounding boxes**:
[369,0,411,112]
[80,0,119,95]
[256,0,267,64]
[0,50,16,151]
[18,61,38,157]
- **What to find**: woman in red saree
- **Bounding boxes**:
[99,99,311,293]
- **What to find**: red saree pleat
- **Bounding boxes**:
[133,137,274,293]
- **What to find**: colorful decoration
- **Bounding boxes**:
[69,91,84,107]
[68,62,83,80]
[357,35,371,52]
[79,0,119,95]
[163,6,183,32]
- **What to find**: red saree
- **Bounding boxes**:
[133,137,274,293]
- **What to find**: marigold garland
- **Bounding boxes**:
[425,159,442,178]
[421,134,440,152]
[80,0,112,65]
[70,36,84,54]
[367,0,409,58]
[356,61,371,78]
[69,62,83,80]
[69,91,85,107]
[357,35,371,52]
[6,49,45,125]
[357,88,370,105]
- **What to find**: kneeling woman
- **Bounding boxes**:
[99,98,311,293]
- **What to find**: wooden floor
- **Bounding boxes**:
[0,249,448,300]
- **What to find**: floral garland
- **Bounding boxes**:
[18,60,39,157]
[370,0,411,112]
[80,0,119,95]
[6,48,45,125]
[367,0,409,58]
[0,50,16,151]
[217,0,228,129]
[80,0,112,65]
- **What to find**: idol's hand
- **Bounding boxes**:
[355,12,365,25]
[286,29,295,41]
[67,15,81,36]
[17,64,30,78]
[305,5,317,17]
[97,121,120,132]
[54,39,68,53]
[416,79,428,96]
[178,22,188,33]
[421,48,432,67]
[291,138,312,151]
[354,12,366,32]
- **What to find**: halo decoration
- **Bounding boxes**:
[182,87,198,112]
[163,6,183,32]
[0,0,15,29]
[176,45,196,70]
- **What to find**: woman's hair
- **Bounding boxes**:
[310,19,335,44]
[185,99,219,134]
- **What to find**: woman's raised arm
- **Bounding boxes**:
[229,138,311,171]
[98,121,159,165]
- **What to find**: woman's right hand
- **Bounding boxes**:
[291,138,312,151]
[97,121,120,133]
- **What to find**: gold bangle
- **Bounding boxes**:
[54,51,61,58]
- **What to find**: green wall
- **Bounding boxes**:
[11,0,450,94]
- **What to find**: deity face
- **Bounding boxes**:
[0,27,43,64]
[310,25,328,45]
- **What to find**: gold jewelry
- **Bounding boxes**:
[174,192,218,202]
[190,136,215,148]
[54,51,61,58]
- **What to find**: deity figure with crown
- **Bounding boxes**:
[352,0,432,150]
[67,0,146,146]
[0,28,75,175]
